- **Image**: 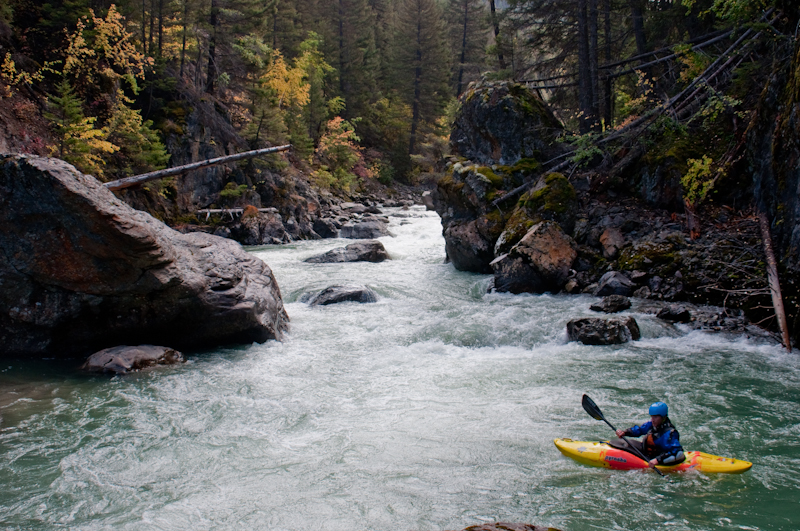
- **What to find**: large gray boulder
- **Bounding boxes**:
[491,221,577,293]
[304,240,390,263]
[450,80,564,165]
[339,220,394,239]
[81,345,184,374]
[0,154,289,358]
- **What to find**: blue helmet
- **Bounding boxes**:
[649,401,668,417]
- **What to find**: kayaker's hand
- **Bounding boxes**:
[648,458,658,468]
[615,429,625,437]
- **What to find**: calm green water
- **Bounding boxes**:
[1,207,799,531]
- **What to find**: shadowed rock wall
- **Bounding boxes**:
[0,154,289,358]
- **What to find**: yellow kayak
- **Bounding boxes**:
[554,438,752,474]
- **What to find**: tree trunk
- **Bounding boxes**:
[179,0,188,77]
[409,15,422,155]
[603,0,612,126]
[759,212,792,352]
[589,0,600,127]
[456,0,468,96]
[148,0,155,56]
[205,0,219,94]
[157,0,164,57]
[630,0,648,59]
[488,0,506,70]
[577,0,594,133]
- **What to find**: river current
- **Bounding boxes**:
[1,206,799,530]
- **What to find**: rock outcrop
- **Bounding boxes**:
[0,154,289,358]
[567,316,641,345]
[81,345,184,374]
[304,240,390,263]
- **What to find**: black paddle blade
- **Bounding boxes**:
[582,394,605,421]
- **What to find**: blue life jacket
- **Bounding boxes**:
[624,417,684,464]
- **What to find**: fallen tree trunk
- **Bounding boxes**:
[104,144,292,191]
[759,211,792,352]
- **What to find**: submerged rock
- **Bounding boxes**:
[304,240,390,263]
[82,345,184,374]
[303,285,378,306]
[567,316,641,345]
[462,524,561,531]
[0,154,289,358]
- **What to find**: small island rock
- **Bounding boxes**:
[567,316,641,345]
[304,240,390,263]
[81,345,184,374]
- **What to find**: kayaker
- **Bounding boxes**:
[613,401,685,467]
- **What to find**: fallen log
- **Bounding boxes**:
[104,144,292,191]
[758,211,792,352]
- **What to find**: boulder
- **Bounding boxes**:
[304,240,390,263]
[450,80,564,165]
[599,227,625,259]
[567,317,641,345]
[313,218,339,238]
[444,219,496,273]
[81,345,184,374]
[657,305,692,323]
[594,271,636,297]
[304,285,378,306]
[230,209,288,245]
[491,221,577,294]
[340,220,394,239]
[421,191,435,211]
[0,154,289,358]
[590,294,632,313]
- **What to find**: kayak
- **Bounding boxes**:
[554,438,752,474]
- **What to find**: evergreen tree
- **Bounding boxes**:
[446,0,488,97]
[102,90,170,178]
[44,79,118,178]
[391,0,450,155]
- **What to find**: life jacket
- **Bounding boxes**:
[644,417,679,456]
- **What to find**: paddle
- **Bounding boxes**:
[581,394,666,477]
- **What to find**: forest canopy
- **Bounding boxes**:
[0,0,796,187]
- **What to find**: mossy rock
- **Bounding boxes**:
[515,172,578,234]
[495,208,539,255]
[617,242,681,272]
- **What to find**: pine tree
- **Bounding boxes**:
[45,79,118,178]
[102,91,170,178]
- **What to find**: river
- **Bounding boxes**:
[1,206,799,530]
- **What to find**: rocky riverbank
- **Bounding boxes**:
[433,80,788,345]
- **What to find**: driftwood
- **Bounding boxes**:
[104,144,292,191]
[758,212,792,352]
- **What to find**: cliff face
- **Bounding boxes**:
[0,154,289,358]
